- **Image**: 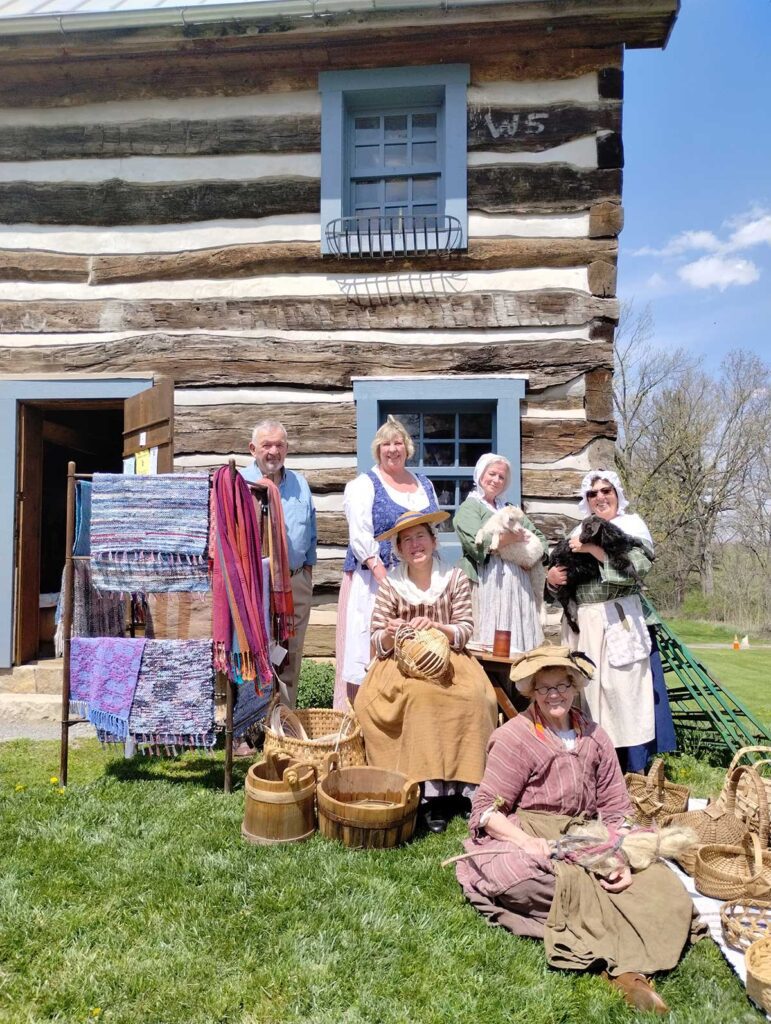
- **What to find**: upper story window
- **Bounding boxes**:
[319,65,469,257]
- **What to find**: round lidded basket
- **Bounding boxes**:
[721,900,771,952]
[664,764,764,874]
[695,831,771,902]
[624,757,690,826]
[394,624,451,683]
[746,937,771,1014]
[263,708,366,779]
[317,753,420,850]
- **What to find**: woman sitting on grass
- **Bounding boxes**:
[455,646,704,1015]
[355,510,498,834]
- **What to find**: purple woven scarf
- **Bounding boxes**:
[70,636,146,740]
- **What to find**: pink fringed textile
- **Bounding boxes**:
[246,477,295,643]
[210,467,272,689]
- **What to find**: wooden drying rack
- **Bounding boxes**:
[59,459,272,794]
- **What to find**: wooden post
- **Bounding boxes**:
[59,460,77,786]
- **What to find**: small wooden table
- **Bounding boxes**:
[468,646,529,721]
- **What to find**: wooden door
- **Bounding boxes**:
[123,378,174,473]
[14,403,43,664]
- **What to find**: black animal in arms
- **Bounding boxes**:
[546,515,647,634]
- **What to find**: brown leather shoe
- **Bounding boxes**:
[605,972,669,1015]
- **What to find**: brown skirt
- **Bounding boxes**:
[354,651,498,785]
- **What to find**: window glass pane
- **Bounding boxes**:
[384,144,408,167]
[384,114,408,141]
[423,442,455,467]
[413,177,438,200]
[355,115,379,131]
[459,442,488,466]
[384,178,408,203]
[423,413,454,438]
[412,142,437,165]
[412,112,437,139]
[435,516,454,534]
[459,478,475,501]
[354,145,380,170]
[354,180,380,205]
[354,208,380,219]
[413,206,438,223]
[432,478,456,506]
[459,412,493,439]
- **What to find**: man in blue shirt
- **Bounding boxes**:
[241,419,317,708]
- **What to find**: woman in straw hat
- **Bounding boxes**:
[545,469,676,771]
[334,416,439,710]
[354,510,498,833]
[455,646,702,1015]
[453,452,547,653]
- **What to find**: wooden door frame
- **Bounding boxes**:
[0,377,152,668]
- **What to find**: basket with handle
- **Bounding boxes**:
[263,707,366,779]
[746,937,771,1014]
[714,746,771,843]
[394,624,451,683]
[695,831,771,901]
[721,899,771,952]
[624,757,690,826]
[663,764,765,874]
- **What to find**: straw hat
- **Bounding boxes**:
[509,645,595,697]
[375,509,450,542]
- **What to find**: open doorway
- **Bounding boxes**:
[15,401,124,664]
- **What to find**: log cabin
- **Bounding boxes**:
[0,0,678,671]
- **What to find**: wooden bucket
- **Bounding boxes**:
[241,752,317,846]
[317,753,420,850]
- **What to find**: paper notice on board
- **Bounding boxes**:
[149,447,159,474]
[123,456,136,475]
[135,449,151,475]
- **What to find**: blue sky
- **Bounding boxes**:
[620,0,771,366]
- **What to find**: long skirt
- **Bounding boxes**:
[333,566,379,710]
[354,651,498,784]
[460,810,705,977]
[622,626,678,773]
[473,556,542,653]
[563,595,654,749]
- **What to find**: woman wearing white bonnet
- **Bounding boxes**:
[545,469,676,770]
[453,452,548,653]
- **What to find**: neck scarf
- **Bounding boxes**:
[388,554,454,605]
[528,703,586,749]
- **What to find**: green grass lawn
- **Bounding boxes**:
[665,619,740,646]
[683,648,771,733]
[0,739,762,1024]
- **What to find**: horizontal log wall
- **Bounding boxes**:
[1,52,624,605]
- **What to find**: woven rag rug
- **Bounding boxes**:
[90,473,210,593]
[129,639,215,751]
[248,477,295,644]
[210,467,272,689]
[70,636,145,741]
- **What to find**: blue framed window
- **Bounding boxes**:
[383,404,495,532]
[319,65,469,256]
[352,376,526,563]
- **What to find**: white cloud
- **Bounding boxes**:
[633,229,721,258]
[678,255,760,291]
[725,213,771,252]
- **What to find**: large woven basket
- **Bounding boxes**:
[695,831,771,901]
[746,937,771,1014]
[394,624,451,683]
[721,899,771,952]
[263,708,366,779]
[715,746,771,844]
[625,758,690,826]
[663,765,764,874]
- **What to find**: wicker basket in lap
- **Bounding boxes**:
[664,765,765,874]
[695,831,771,901]
[714,746,771,843]
[721,900,771,952]
[624,757,690,826]
[263,708,366,778]
[746,937,771,1014]
[394,624,451,683]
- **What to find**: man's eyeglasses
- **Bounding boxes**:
[534,683,574,696]
[586,486,615,499]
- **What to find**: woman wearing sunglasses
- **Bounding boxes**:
[544,470,675,771]
[455,646,701,1015]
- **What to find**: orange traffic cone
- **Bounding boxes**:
[732,634,740,651]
